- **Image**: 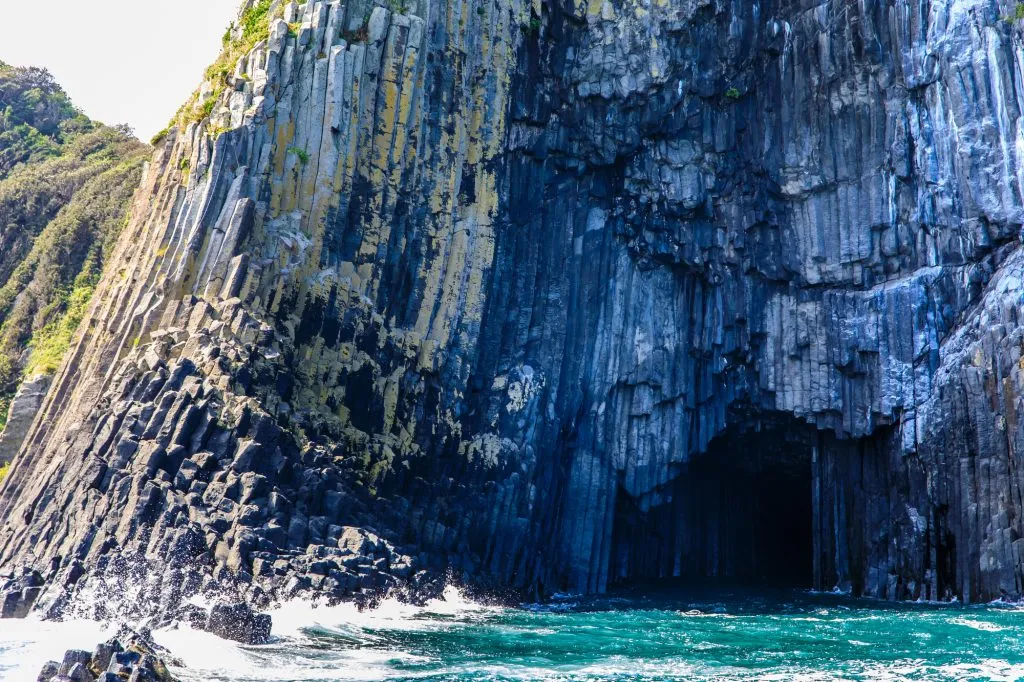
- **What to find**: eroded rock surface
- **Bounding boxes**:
[0,566,43,618]
[205,602,272,645]
[2,0,1024,614]
[37,629,179,682]
[0,375,51,466]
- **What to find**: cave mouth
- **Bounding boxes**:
[610,413,815,589]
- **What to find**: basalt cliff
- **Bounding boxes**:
[3,0,1024,619]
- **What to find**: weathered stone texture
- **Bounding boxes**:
[3,0,1024,613]
[0,375,50,465]
[36,629,179,682]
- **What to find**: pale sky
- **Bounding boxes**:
[0,0,241,141]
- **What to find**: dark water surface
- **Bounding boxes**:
[4,586,1024,681]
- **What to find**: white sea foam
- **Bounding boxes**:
[0,616,112,681]
[158,623,433,682]
[269,584,505,638]
[676,610,738,619]
[950,617,1005,632]
[934,659,1024,681]
[157,585,503,682]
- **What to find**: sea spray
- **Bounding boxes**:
[269,585,506,636]
[0,617,113,681]
[158,585,505,681]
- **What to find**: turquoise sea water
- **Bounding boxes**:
[5,586,1024,681]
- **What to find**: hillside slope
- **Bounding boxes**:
[0,62,148,465]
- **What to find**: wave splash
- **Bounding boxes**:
[273,584,506,637]
[156,584,504,681]
[0,616,113,681]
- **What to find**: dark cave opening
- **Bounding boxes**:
[610,414,815,588]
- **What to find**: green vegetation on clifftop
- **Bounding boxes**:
[170,0,281,131]
[0,61,81,175]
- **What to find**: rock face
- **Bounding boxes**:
[0,375,51,466]
[4,0,1024,613]
[0,567,44,618]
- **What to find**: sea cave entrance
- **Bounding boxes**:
[610,414,815,589]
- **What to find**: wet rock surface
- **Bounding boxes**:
[2,0,1024,621]
[0,567,43,618]
[37,629,178,682]
[205,602,272,645]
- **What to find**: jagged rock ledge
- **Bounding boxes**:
[37,628,178,682]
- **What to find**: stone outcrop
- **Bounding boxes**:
[37,629,179,682]
[204,602,272,644]
[4,0,1024,615]
[0,566,44,618]
[0,375,51,466]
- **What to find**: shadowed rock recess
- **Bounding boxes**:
[5,0,1024,617]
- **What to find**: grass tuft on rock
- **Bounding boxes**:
[24,273,97,377]
[0,394,10,432]
[1005,3,1024,21]
[173,0,282,129]
[287,146,310,165]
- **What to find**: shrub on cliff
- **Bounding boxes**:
[24,273,96,376]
